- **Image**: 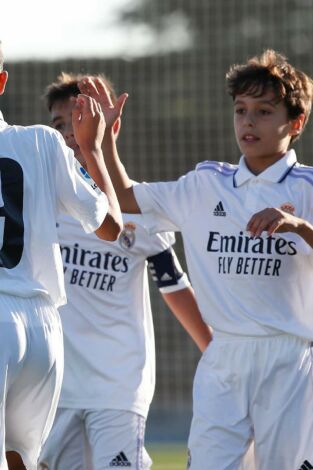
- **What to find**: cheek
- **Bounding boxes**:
[274,122,292,138]
[59,131,67,140]
[233,120,241,139]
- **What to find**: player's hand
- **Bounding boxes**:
[72,94,105,152]
[246,207,304,237]
[78,77,128,130]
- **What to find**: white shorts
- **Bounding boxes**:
[188,333,313,470]
[39,408,152,469]
[0,294,63,470]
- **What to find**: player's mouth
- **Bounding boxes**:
[241,134,260,143]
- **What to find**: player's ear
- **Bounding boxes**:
[289,113,305,137]
[0,71,8,95]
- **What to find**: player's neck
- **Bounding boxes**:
[244,151,287,175]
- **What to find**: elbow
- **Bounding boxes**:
[95,216,123,241]
[105,221,123,241]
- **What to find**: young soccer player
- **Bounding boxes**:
[80,50,313,469]
[38,73,212,470]
[0,44,122,470]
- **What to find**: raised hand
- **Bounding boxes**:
[78,77,128,130]
[71,94,105,153]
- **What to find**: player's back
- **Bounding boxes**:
[0,120,76,306]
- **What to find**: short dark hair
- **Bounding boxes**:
[44,72,117,111]
[226,49,313,141]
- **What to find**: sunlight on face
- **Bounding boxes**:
[233,89,296,173]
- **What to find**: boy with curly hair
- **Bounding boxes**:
[80,49,313,469]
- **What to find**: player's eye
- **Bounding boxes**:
[234,108,245,115]
[54,123,65,131]
[259,109,272,116]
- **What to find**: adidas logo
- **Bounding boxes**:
[213,201,226,216]
[298,460,313,470]
[160,272,173,281]
[109,451,131,467]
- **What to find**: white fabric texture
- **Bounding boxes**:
[57,213,189,418]
[0,294,63,470]
[0,121,107,307]
[188,334,313,469]
[39,408,152,470]
[133,150,313,340]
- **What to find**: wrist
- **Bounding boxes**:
[296,219,311,237]
[81,146,102,160]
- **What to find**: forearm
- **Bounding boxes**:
[102,129,141,213]
[162,287,212,352]
[295,219,313,248]
[83,147,123,240]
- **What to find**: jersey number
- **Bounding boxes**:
[0,158,24,268]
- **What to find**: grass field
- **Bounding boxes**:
[147,443,187,470]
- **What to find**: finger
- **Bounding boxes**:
[93,77,114,106]
[246,214,261,235]
[77,94,95,116]
[94,100,104,119]
[267,218,284,235]
[79,78,100,100]
[71,96,82,124]
[247,215,269,238]
[116,93,128,116]
[94,100,102,113]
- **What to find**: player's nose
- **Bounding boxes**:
[243,110,255,126]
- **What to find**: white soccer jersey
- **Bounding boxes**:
[57,213,190,418]
[134,149,313,340]
[0,119,107,307]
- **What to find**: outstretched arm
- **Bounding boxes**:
[78,77,140,214]
[72,94,123,240]
[247,207,313,248]
[162,286,212,352]
[147,247,212,352]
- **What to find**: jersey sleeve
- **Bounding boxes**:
[133,171,199,234]
[51,131,108,233]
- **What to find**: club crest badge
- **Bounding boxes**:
[280,202,295,215]
[119,222,136,249]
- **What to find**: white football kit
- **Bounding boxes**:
[39,212,190,469]
[133,150,313,470]
[0,117,107,470]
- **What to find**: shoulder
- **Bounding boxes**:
[289,163,313,186]
[7,124,62,147]
[28,124,63,142]
[195,160,238,175]
[0,124,63,156]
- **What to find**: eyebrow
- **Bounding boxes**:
[234,98,277,107]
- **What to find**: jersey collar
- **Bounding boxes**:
[233,149,297,187]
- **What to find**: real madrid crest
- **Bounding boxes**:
[280,202,295,215]
[119,222,136,249]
